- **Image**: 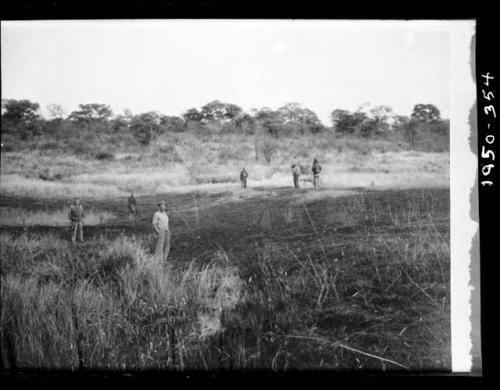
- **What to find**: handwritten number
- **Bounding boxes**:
[481,72,494,87]
[481,146,495,161]
[482,90,495,101]
[482,164,494,176]
[484,105,497,118]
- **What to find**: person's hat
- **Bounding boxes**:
[157,200,167,206]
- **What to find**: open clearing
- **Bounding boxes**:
[0,186,450,371]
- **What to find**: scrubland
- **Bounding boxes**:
[0,132,449,198]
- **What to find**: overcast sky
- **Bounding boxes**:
[1,20,452,124]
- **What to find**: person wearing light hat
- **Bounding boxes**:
[152,200,170,262]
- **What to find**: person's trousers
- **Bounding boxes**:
[313,174,320,190]
[241,179,247,189]
[293,175,300,189]
[71,221,84,242]
[155,229,171,262]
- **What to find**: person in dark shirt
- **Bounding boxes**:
[128,192,137,219]
[240,168,249,189]
[291,164,301,189]
[68,197,85,243]
[312,158,322,191]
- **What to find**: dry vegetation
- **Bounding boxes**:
[0,187,450,371]
[0,132,449,198]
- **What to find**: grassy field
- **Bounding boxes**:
[0,186,450,372]
[0,133,449,198]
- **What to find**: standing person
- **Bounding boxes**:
[128,192,137,220]
[291,164,301,189]
[240,167,249,189]
[312,158,322,191]
[68,197,84,243]
[152,200,171,263]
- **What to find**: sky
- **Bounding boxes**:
[1,20,452,125]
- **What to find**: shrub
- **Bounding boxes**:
[1,144,15,152]
[95,151,115,161]
[157,144,183,163]
[344,139,371,155]
[255,138,278,164]
[38,169,63,181]
[39,141,63,152]
[218,145,241,163]
[70,141,95,157]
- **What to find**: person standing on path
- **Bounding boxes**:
[240,167,249,189]
[312,158,322,191]
[128,192,137,220]
[68,197,85,243]
[152,200,171,262]
[291,164,301,189]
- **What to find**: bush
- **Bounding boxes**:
[157,144,183,163]
[218,145,242,163]
[344,139,371,155]
[94,151,115,161]
[39,141,63,152]
[38,169,63,181]
[1,144,15,152]
[255,138,279,164]
[70,141,95,157]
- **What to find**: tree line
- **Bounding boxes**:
[1,99,449,148]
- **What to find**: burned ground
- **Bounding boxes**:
[0,187,450,371]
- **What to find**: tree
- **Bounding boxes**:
[233,113,256,134]
[200,100,243,122]
[411,104,441,123]
[68,103,113,126]
[2,99,40,123]
[359,118,378,137]
[129,112,162,145]
[278,102,324,134]
[330,109,367,134]
[395,115,419,148]
[160,115,185,132]
[430,118,450,134]
[368,105,394,134]
[255,137,278,163]
[253,107,285,137]
[182,108,203,122]
[1,99,43,140]
[47,104,66,119]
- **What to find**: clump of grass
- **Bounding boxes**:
[94,151,115,161]
[0,207,116,227]
[0,234,244,370]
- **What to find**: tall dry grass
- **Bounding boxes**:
[0,207,116,227]
[1,132,448,198]
[0,234,243,370]
[0,188,450,371]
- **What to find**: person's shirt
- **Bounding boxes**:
[68,204,84,222]
[292,166,301,176]
[240,170,248,180]
[312,163,322,174]
[128,196,136,206]
[152,210,170,231]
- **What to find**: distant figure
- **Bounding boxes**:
[240,167,248,189]
[152,200,171,263]
[128,192,137,219]
[68,197,85,243]
[312,158,322,191]
[291,164,301,189]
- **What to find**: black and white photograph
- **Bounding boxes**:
[0,18,480,376]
